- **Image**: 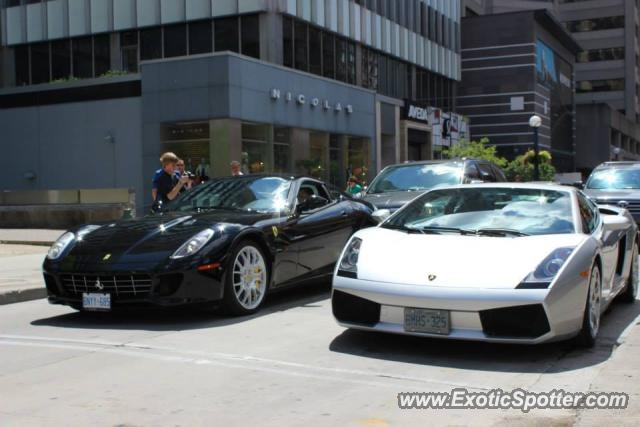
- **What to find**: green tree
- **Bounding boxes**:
[504,149,556,182]
[443,137,508,168]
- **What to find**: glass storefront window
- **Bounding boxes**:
[273,127,291,174]
[161,122,211,181]
[348,137,371,186]
[308,133,328,180]
[329,135,344,188]
[283,16,293,67]
[242,123,270,174]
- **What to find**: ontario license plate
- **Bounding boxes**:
[82,293,111,311]
[404,308,450,335]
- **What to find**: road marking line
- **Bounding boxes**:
[0,335,489,391]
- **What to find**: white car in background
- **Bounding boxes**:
[332,184,638,346]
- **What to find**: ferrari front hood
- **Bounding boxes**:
[355,227,587,289]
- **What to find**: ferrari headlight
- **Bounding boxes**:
[170,229,215,259]
[522,247,575,285]
[339,237,362,273]
[47,232,75,260]
[76,225,102,241]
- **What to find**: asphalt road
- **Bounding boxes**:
[1,277,639,427]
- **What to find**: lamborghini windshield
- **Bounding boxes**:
[383,187,576,236]
[167,176,292,213]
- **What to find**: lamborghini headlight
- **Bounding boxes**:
[339,237,362,274]
[520,247,575,287]
[47,232,75,260]
[170,229,215,259]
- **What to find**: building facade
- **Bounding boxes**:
[458,10,579,171]
[0,0,463,218]
[462,0,640,173]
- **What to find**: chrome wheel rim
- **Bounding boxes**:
[232,246,267,310]
[589,268,601,337]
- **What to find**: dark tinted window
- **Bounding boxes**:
[140,27,162,60]
[283,16,293,67]
[164,24,187,58]
[577,193,598,234]
[188,20,212,55]
[72,37,93,78]
[294,20,308,71]
[322,32,335,78]
[309,26,322,75]
[214,17,239,53]
[14,45,30,86]
[464,163,480,181]
[51,39,71,80]
[477,163,496,182]
[31,42,50,84]
[241,14,260,59]
[93,34,111,76]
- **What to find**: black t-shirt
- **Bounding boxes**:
[156,171,177,203]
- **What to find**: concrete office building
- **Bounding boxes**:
[0,0,463,223]
[462,0,640,173]
[458,9,579,171]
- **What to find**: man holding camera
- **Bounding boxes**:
[152,152,191,204]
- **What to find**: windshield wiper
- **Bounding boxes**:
[382,224,425,234]
[416,226,476,235]
[475,228,529,237]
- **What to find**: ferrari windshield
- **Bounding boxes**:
[586,168,640,190]
[367,162,463,194]
[383,187,576,236]
[166,176,292,213]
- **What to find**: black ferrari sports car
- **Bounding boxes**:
[43,175,375,314]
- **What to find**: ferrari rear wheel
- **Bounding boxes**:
[222,241,269,315]
[576,265,602,348]
[620,244,638,303]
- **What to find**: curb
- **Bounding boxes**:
[0,288,47,305]
[0,241,54,247]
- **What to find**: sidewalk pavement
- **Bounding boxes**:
[0,229,60,305]
[0,228,64,246]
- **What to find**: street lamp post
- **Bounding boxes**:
[529,115,542,181]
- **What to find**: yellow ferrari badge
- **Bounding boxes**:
[272,226,279,238]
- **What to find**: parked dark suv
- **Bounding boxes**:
[583,161,640,224]
[361,158,507,212]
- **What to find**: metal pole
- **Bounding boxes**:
[533,127,540,181]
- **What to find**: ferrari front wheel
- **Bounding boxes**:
[620,244,638,303]
[222,241,269,315]
[576,264,602,348]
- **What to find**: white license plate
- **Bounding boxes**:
[82,293,111,311]
[404,308,450,335]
